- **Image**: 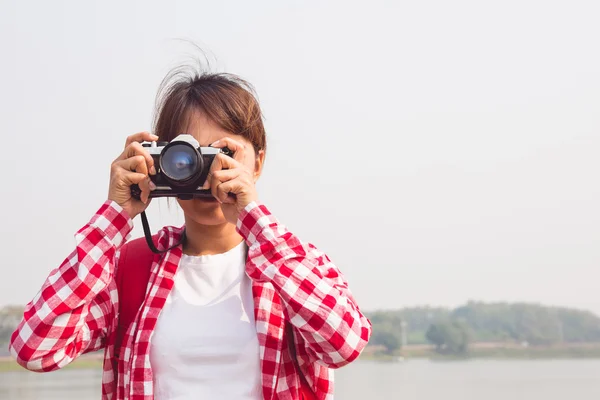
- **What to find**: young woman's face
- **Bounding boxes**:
[176,111,263,226]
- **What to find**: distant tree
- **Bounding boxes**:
[367,301,600,352]
[426,319,471,355]
[371,328,401,355]
[425,323,444,350]
[367,307,450,345]
[451,301,593,345]
[0,305,24,351]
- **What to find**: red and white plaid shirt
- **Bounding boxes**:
[9,200,371,399]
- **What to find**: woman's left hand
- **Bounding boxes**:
[204,137,258,225]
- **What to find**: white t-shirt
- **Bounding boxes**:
[149,240,262,400]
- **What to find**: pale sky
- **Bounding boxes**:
[1,0,599,315]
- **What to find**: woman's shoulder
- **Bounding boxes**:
[123,225,185,248]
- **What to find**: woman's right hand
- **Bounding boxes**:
[108,131,158,219]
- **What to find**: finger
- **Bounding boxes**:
[121,142,156,174]
[202,152,242,189]
[208,169,241,188]
[112,156,150,196]
[209,168,223,201]
[121,172,149,205]
[138,177,151,204]
[214,152,242,171]
[210,137,246,164]
[121,171,148,186]
[209,169,241,201]
[215,179,244,204]
[124,131,159,148]
[120,155,149,176]
[112,165,150,203]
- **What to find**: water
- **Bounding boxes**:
[1,360,599,399]
[336,359,600,399]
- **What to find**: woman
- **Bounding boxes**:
[9,68,371,400]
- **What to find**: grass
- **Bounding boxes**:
[361,343,600,361]
[0,355,103,373]
[3,344,600,373]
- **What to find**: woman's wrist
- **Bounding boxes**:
[86,200,134,248]
[236,201,278,244]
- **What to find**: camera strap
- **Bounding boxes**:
[139,211,186,254]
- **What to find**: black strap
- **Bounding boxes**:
[140,211,185,254]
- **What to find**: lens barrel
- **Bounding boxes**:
[159,141,204,185]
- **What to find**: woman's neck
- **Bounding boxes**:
[182,217,243,256]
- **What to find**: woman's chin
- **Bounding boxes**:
[177,198,228,225]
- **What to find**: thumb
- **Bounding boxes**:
[122,172,148,186]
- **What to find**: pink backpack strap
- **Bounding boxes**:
[111,236,156,382]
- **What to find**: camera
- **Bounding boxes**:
[130,134,232,200]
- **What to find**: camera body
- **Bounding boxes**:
[131,134,232,200]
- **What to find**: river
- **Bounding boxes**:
[1,359,599,399]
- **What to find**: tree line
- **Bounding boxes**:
[0,306,24,356]
[2,301,600,357]
[368,301,600,355]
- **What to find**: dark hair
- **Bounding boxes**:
[153,67,266,155]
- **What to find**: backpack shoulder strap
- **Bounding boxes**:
[115,235,156,328]
[112,235,156,373]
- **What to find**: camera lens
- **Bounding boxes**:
[160,143,201,183]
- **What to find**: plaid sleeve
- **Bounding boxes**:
[237,202,372,368]
[8,200,133,372]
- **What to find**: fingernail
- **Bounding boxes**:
[151,134,159,139]
[149,181,157,191]
[211,140,221,147]
[150,166,156,175]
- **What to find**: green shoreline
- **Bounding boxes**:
[0,357,104,373]
[3,346,600,373]
[361,345,600,361]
